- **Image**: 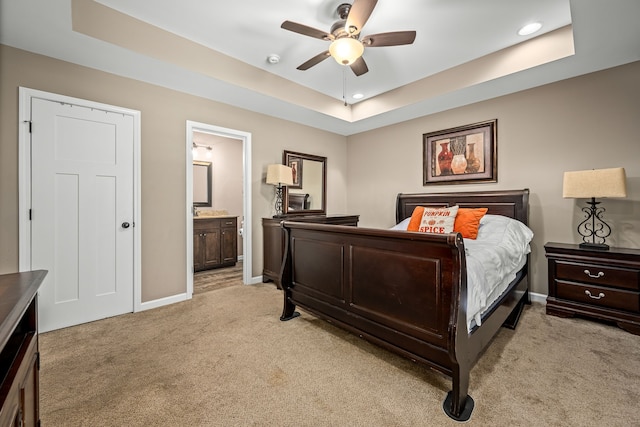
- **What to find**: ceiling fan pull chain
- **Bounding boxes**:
[343,67,347,106]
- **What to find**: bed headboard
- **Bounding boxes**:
[396,189,529,226]
[288,193,310,211]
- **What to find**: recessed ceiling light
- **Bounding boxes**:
[352,93,364,100]
[518,22,542,36]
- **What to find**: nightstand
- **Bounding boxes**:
[545,242,640,335]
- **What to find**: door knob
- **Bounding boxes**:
[121,222,130,229]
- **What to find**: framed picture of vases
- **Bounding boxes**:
[423,119,497,185]
[288,157,303,189]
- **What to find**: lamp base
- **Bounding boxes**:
[575,197,612,251]
[273,184,285,217]
[579,242,610,251]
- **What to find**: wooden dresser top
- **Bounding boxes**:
[0,270,47,350]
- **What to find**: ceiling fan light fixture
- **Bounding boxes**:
[281,1,416,76]
[329,37,364,65]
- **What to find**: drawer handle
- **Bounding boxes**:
[583,269,604,279]
[585,290,605,300]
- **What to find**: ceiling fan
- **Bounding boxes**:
[281,0,416,76]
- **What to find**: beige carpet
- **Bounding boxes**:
[39,284,640,426]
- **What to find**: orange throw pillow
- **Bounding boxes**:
[453,208,489,239]
[407,206,459,234]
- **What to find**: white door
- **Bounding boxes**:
[31,98,135,332]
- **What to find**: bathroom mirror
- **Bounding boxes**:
[282,150,326,216]
[193,161,212,207]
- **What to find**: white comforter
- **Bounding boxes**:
[463,215,534,331]
[392,214,534,331]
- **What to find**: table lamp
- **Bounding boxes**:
[266,164,294,217]
[562,167,627,250]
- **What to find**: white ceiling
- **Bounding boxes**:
[1,0,639,135]
[93,0,572,102]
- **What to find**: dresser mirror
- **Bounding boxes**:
[283,150,326,216]
[193,161,212,207]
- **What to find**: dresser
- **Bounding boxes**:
[0,270,47,427]
[545,242,640,335]
[262,215,360,288]
[193,216,238,272]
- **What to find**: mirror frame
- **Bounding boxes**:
[282,150,327,216]
[193,160,212,207]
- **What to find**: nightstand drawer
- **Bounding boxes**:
[556,261,639,291]
[556,280,640,312]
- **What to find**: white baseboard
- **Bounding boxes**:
[138,292,189,312]
[137,277,539,313]
[138,272,263,313]
[529,291,547,304]
[248,275,265,285]
[246,277,549,303]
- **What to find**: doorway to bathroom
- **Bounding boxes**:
[186,121,252,297]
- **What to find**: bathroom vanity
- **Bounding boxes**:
[193,216,238,272]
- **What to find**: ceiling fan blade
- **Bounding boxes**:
[345,0,378,36]
[281,21,333,40]
[350,57,369,76]
[362,31,417,47]
[297,51,331,70]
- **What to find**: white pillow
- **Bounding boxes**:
[390,217,410,230]
[476,214,534,253]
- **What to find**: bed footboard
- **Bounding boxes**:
[279,222,475,420]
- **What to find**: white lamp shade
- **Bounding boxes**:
[266,164,294,186]
[563,167,627,198]
[329,37,364,65]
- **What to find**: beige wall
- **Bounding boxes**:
[3,42,638,302]
[346,60,640,296]
[0,44,348,301]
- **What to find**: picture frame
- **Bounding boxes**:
[423,119,497,185]
[288,157,303,189]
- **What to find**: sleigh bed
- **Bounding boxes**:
[278,189,531,421]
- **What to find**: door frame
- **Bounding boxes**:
[186,121,253,296]
[18,87,143,311]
